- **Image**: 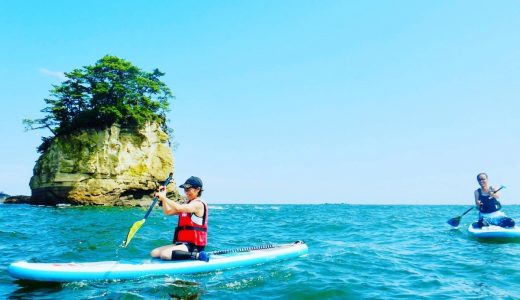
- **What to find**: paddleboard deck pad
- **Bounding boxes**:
[8,241,308,282]
[467,224,520,240]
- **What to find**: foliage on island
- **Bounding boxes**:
[24,55,173,153]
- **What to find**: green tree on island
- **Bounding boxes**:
[24,55,173,153]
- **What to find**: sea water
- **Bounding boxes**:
[2,204,520,299]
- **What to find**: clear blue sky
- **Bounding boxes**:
[1,1,519,204]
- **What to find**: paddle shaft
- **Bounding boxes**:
[143,173,173,219]
[460,206,474,217]
[123,172,173,247]
[484,185,505,198]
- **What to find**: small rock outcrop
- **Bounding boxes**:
[4,195,31,204]
[0,192,11,203]
[29,122,178,206]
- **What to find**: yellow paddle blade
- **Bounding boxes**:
[123,219,146,247]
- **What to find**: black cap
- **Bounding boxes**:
[179,176,203,189]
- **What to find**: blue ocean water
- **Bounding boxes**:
[2,204,520,299]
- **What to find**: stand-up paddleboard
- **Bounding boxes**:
[467,224,520,240]
[8,241,308,282]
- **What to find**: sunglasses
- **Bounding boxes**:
[478,178,487,181]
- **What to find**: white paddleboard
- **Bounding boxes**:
[8,241,308,282]
[467,224,520,240]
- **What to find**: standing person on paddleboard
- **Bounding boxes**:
[151,176,210,261]
[473,173,515,228]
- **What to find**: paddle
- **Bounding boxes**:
[123,172,173,247]
[447,185,506,227]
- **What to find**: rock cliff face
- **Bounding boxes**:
[30,123,177,206]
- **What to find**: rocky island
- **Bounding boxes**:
[19,55,179,206]
[29,123,175,206]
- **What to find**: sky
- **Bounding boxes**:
[1,1,519,204]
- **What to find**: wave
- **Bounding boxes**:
[254,206,280,210]
[209,205,226,210]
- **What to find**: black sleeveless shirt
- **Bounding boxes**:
[477,188,502,213]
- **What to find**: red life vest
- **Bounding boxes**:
[173,199,208,247]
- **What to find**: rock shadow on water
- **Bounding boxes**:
[8,280,63,299]
[166,279,204,300]
[9,277,205,300]
[123,277,204,300]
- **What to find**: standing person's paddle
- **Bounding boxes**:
[123,173,173,247]
[447,185,506,227]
